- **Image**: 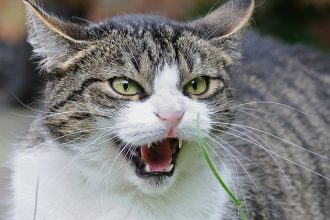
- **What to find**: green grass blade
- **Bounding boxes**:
[196,114,247,220]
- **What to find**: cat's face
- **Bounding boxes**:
[45,25,235,193]
[24,0,253,194]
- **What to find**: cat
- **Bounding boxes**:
[9,0,330,219]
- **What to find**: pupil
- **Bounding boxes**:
[123,81,129,91]
[192,80,198,90]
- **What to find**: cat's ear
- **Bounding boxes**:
[23,0,93,72]
[189,0,254,39]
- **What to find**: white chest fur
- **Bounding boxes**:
[11,143,232,220]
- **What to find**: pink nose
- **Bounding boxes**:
[155,111,184,129]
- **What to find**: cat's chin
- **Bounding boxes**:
[113,137,184,183]
[137,177,176,195]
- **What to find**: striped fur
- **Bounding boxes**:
[228,31,330,219]
[11,0,330,219]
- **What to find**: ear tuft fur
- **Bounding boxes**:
[23,0,92,72]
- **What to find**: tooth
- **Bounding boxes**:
[166,164,174,172]
[147,143,152,149]
[145,164,151,172]
[179,139,184,148]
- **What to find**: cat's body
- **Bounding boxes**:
[232,31,330,219]
[9,0,329,219]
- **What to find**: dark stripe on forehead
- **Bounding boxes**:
[69,113,93,120]
[50,78,103,111]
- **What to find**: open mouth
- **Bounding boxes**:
[115,138,184,178]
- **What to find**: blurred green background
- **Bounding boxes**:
[196,0,330,53]
[0,0,329,215]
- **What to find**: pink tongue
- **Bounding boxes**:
[141,139,172,172]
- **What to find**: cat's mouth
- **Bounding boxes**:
[116,138,184,178]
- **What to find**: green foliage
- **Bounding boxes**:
[196,114,247,220]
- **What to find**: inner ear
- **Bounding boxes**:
[23,0,90,43]
[23,0,98,73]
[189,0,254,39]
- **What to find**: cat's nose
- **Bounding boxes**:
[154,111,184,132]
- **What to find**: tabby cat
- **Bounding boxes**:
[10,0,330,219]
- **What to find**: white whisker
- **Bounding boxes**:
[214,121,330,160]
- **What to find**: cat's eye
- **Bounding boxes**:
[183,76,208,95]
[111,78,141,96]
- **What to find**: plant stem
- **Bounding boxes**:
[196,114,247,220]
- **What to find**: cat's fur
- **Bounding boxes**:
[9,0,330,219]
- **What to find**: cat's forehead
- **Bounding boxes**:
[86,16,201,80]
[99,14,191,38]
[93,14,199,59]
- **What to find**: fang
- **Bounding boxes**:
[145,164,151,172]
[166,164,174,172]
[179,139,184,148]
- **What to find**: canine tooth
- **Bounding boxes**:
[147,143,152,149]
[145,164,151,172]
[166,164,174,172]
[179,139,184,148]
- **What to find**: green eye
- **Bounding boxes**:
[184,76,208,95]
[111,78,140,96]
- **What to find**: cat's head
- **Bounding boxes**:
[24,0,254,194]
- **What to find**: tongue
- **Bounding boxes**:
[141,139,172,172]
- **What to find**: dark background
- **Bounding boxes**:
[0,0,330,107]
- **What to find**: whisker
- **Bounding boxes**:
[235,108,275,126]
[46,130,113,185]
[28,127,114,149]
[232,101,312,116]
[214,121,330,160]
[206,134,257,187]
[213,127,330,181]
[11,93,50,114]
[215,123,291,184]
[210,132,263,169]
[212,126,291,184]
[204,140,239,197]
